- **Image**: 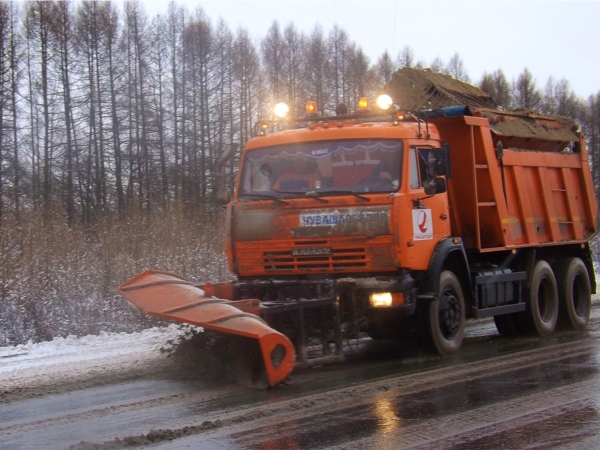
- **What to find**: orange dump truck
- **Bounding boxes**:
[119,97,598,387]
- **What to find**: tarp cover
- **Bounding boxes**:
[471,108,579,143]
[385,67,498,110]
[385,68,579,146]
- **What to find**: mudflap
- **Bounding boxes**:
[118,270,296,388]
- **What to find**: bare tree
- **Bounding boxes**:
[446,52,470,82]
[49,0,78,225]
[0,2,10,226]
[514,68,541,110]
[396,45,415,69]
[166,2,186,206]
[26,1,54,214]
[122,1,151,212]
[103,1,125,215]
[376,50,395,85]
[479,69,512,110]
[261,21,286,106]
[149,14,169,207]
[430,56,445,73]
[213,19,236,198]
[345,45,372,109]
[8,2,22,222]
[554,78,581,119]
[282,23,304,116]
[233,28,261,147]
[182,8,213,205]
[304,25,331,114]
[328,24,349,108]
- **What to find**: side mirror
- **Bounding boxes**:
[216,190,231,205]
[418,144,451,197]
[431,143,451,179]
[219,143,238,166]
[423,177,447,196]
[216,143,239,205]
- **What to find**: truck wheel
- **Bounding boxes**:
[555,257,591,331]
[428,271,465,356]
[520,260,558,337]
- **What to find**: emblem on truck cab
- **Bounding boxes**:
[291,247,333,256]
[413,209,433,240]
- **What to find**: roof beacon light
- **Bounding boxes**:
[376,94,394,111]
[274,102,289,118]
[258,120,269,136]
[357,97,371,112]
[305,101,319,116]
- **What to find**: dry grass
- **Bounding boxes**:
[0,205,230,346]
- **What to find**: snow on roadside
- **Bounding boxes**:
[0,325,184,375]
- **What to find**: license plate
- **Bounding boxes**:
[291,247,332,256]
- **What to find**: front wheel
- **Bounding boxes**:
[427,271,465,356]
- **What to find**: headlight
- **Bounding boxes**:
[369,292,405,307]
[370,292,393,307]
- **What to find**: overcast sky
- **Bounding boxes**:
[138,0,600,100]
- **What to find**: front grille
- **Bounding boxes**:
[264,247,367,270]
[235,235,396,276]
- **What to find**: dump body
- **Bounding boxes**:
[432,114,598,250]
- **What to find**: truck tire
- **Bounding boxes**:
[555,257,591,331]
[520,260,558,337]
[428,271,465,356]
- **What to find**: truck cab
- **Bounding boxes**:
[223,99,469,360]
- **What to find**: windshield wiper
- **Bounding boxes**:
[241,193,289,204]
[273,189,329,203]
[304,191,329,203]
[310,190,370,202]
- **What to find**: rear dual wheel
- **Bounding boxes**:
[494,259,559,338]
[521,260,559,336]
[555,257,591,331]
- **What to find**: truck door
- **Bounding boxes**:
[396,145,451,270]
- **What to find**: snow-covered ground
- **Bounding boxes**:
[0,325,182,374]
[0,325,189,405]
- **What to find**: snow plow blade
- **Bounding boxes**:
[118,270,295,387]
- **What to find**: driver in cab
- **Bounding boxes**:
[274,159,321,191]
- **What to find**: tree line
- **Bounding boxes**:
[0,1,599,229]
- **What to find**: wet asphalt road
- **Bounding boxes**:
[2,306,600,450]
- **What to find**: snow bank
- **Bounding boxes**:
[0,325,184,375]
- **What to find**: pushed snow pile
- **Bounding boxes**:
[0,325,185,374]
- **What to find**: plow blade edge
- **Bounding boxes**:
[118,270,295,387]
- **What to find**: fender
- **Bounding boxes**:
[583,240,598,294]
[417,237,470,301]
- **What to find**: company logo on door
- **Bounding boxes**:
[412,209,433,240]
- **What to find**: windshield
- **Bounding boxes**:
[239,139,404,199]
